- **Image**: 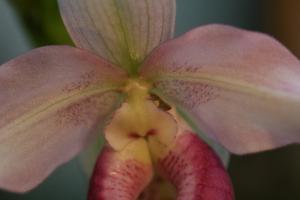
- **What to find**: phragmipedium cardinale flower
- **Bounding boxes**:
[1,0,300,199]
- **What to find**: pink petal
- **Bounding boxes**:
[157,131,234,200]
[88,139,153,200]
[141,24,300,154]
[0,46,127,192]
[58,0,176,74]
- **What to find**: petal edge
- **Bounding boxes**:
[59,0,176,74]
[0,46,126,192]
[141,24,300,154]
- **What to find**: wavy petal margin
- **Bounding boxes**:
[141,24,300,154]
[58,0,176,74]
[0,46,126,192]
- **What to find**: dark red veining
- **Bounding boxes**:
[88,132,234,200]
[88,146,151,200]
[157,132,234,200]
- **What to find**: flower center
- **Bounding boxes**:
[105,78,177,160]
[94,79,234,200]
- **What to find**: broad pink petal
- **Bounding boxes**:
[58,0,176,74]
[141,24,300,154]
[0,46,127,192]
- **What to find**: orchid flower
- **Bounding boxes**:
[1,0,300,199]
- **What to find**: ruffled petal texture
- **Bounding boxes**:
[58,0,176,74]
[0,46,126,192]
[141,24,300,154]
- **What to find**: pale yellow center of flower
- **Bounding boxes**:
[104,78,177,164]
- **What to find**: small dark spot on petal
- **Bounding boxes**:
[146,129,157,136]
[129,132,141,139]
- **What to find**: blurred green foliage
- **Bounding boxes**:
[0,0,30,62]
[10,0,72,46]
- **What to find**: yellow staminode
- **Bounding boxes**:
[105,78,177,162]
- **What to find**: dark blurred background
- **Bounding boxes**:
[0,0,300,199]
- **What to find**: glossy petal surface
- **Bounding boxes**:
[141,24,300,154]
[59,0,176,74]
[157,132,233,200]
[0,46,126,192]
